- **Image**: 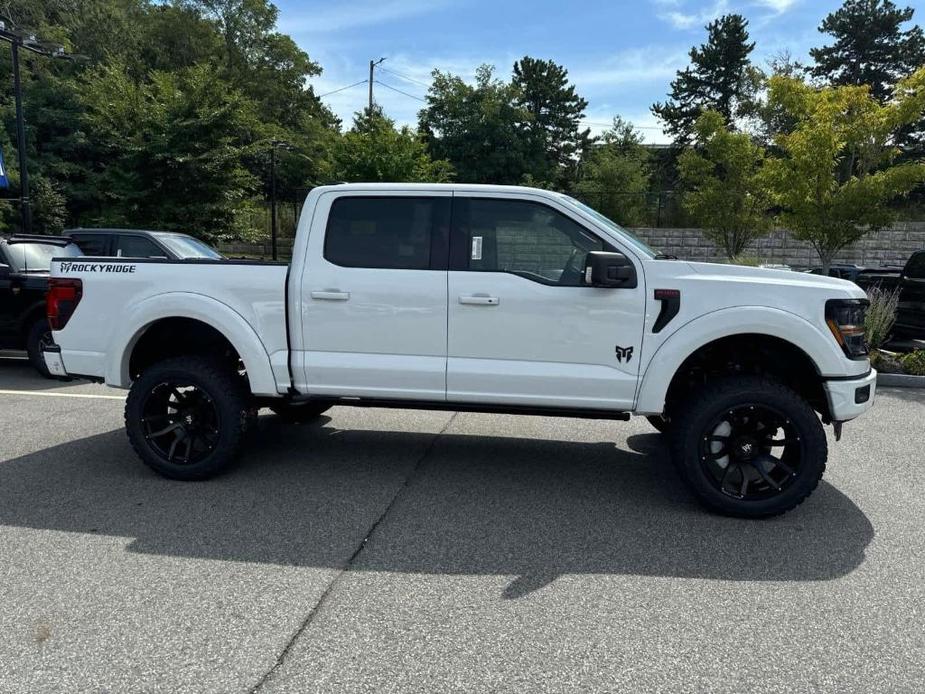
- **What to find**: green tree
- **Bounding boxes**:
[572,118,650,226]
[512,56,591,187]
[334,106,453,183]
[678,110,771,259]
[80,62,261,240]
[762,70,925,272]
[419,65,529,184]
[810,0,925,102]
[652,14,759,144]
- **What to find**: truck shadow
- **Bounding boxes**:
[0,416,874,597]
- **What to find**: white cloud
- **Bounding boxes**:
[569,47,688,89]
[753,0,798,14]
[656,0,729,30]
[280,0,451,34]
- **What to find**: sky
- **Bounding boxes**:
[274,0,921,143]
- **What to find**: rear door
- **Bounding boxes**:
[446,194,646,410]
[115,234,169,259]
[298,192,451,400]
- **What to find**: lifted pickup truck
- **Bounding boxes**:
[45,184,876,517]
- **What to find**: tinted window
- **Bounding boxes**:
[116,235,164,258]
[72,233,110,256]
[906,252,925,279]
[456,198,605,286]
[325,197,448,270]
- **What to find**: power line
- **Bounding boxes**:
[316,79,367,98]
[378,65,431,89]
[374,79,426,102]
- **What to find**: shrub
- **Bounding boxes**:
[864,286,899,350]
[900,350,925,376]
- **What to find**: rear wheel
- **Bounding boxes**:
[269,401,331,423]
[26,317,53,378]
[671,376,827,518]
[125,356,248,480]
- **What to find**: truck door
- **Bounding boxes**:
[298,192,451,400]
[446,194,646,411]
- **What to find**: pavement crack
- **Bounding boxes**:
[248,411,458,693]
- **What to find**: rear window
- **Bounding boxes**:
[5,242,82,272]
[324,196,449,270]
[71,233,110,256]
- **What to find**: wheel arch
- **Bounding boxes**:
[636,307,849,417]
[109,293,279,396]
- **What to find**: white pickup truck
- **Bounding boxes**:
[44,183,876,517]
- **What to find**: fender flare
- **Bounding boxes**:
[107,292,279,396]
[634,306,851,414]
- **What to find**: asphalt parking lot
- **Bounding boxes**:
[0,355,923,693]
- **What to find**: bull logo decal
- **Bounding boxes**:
[615,345,634,363]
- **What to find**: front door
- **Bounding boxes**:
[446,195,646,410]
[299,192,451,400]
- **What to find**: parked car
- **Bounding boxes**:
[0,234,82,375]
[801,263,867,282]
[45,183,876,518]
[856,250,925,339]
[67,228,224,260]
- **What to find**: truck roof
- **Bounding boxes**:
[313,182,566,197]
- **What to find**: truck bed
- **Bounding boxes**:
[49,257,289,390]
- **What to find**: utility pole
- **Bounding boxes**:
[368,57,385,111]
[0,20,84,234]
[10,41,30,234]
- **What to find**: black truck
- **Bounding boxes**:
[0,235,83,375]
[856,250,925,339]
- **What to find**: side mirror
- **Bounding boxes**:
[584,251,637,288]
[0,263,10,281]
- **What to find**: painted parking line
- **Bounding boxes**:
[0,389,125,400]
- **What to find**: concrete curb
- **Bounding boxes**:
[877,373,925,388]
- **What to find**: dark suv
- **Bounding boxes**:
[66,228,223,260]
[0,235,83,375]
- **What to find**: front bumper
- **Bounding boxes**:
[42,344,68,378]
[823,369,877,422]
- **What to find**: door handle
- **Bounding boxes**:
[459,294,500,306]
[311,290,350,301]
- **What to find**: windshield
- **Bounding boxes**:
[6,242,82,272]
[154,234,223,260]
[559,195,657,259]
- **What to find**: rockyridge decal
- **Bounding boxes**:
[59,262,137,273]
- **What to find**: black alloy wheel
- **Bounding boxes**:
[671,376,827,518]
[125,356,248,480]
[698,403,801,501]
[140,382,221,466]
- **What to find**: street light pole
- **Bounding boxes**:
[270,144,277,261]
[10,40,30,234]
[0,19,84,234]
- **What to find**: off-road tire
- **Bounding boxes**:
[671,376,827,518]
[26,318,53,378]
[125,356,248,480]
[269,401,331,423]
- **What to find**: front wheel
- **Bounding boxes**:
[671,376,827,518]
[125,356,249,480]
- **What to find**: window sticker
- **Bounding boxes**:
[471,236,483,261]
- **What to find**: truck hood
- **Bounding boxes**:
[682,261,865,298]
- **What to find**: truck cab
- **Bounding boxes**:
[45,184,877,518]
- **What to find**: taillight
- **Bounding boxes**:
[47,278,83,331]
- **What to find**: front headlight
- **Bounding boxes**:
[825,299,869,359]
